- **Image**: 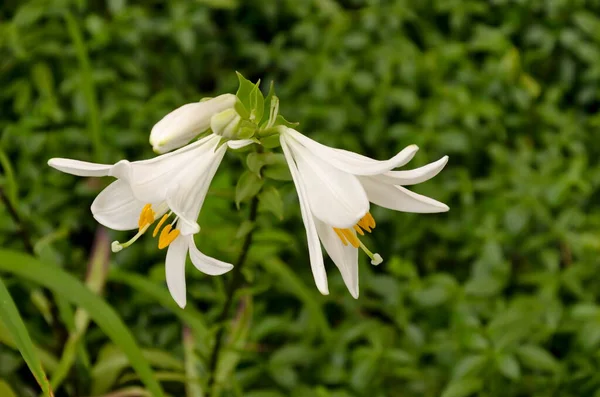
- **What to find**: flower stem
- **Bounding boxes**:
[0,187,33,254]
[206,195,259,395]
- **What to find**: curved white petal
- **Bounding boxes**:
[186,235,233,276]
[359,176,449,213]
[227,139,256,149]
[285,136,369,229]
[48,158,112,177]
[374,156,449,186]
[91,180,146,231]
[167,144,226,236]
[165,236,189,308]
[150,94,237,153]
[314,218,359,298]
[281,136,329,295]
[284,127,418,175]
[110,135,220,204]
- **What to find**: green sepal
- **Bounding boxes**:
[260,81,276,128]
[234,98,250,120]
[258,186,284,220]
[215,136,229,150]
[260,134,281,149]
[235,170,265,208]
[249,81,264,124]
[235,71,256,112]
[274,114,299,128]
[262,163,292,181]
[237,120,257,140]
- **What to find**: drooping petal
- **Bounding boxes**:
[373,156,449,186]
[186,235,234,276]
[314,218,359,299]
[281,136,329,295]
[165,236,189,308]
[110,135,220,204]
[47,158,112,177]
[227,139,256,149]
[285,136,369,228]
[284,127,418,175]
[358,176,449,213]
[91,180,146,231]
[166,144,227,236]
[150,94,237,153]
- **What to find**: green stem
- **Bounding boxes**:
[206,196,259,395]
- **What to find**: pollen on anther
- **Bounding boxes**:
[341,229,360,248]
[158,224,180,249]
[333,228,348,246]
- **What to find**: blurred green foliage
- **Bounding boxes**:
[2,0,600,396]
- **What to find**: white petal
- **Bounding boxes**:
[110,135,220,204]
[48,158,112,177]
[166,144,226,236]
[281,136,329,295]
[359,176,449,213]
[91,180,146,231]
[186,235,233,275]
[286,136,369,228]
[165,236,189,308]
[150,94,237,153]
[284,127,418,175]
[227,139,255,149]
[314,218,359,298]
[374,156,449,186]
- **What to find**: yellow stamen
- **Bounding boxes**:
[153,213,170,237]
[138,204,155,231]
[365,212,376,228]
[341,229,360,248]
[158,224,180,249]
[353,225,365,235]
[334,228,348,246]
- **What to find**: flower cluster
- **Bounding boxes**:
[49,74,449,307]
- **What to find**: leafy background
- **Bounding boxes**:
[2,0,600,396]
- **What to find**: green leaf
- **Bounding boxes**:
[440,378,483,397]
[258,186,284,220]
[262,164,292,181]
[0,380,17,397]
[453,355,487,379]
[0,250,165,397]
[246,152,287,176]
[183,328,204,397]
[0,276,52,396]
[235,171,264,208]
[496,353,521,380]
[274,114,299,128]
[516,345,560,373]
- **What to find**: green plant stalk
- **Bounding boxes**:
[49,228,110,391]
[206,195,259,396]
[0,276,53,396]
[183,327,204,397]
[63,10,102,161]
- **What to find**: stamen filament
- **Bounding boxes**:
[112,224,150,253]
[358,240,383,265]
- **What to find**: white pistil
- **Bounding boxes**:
[358,240,383,266]
[111,224,151,253]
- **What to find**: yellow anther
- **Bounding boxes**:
[341,229,360,248]
[138,204,155,231]
[153,213,170,237]
[365,212,376,228]
[353,225,365,235]
[158,224,180,249]
[334,228,348,246]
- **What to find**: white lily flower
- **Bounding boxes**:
[48,134,253,308]
[279,127,449,298]
[150,94,237,154]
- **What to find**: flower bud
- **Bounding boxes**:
[150,93,236,153]
[210,108,242,139]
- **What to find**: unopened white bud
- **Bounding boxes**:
[150,93,236,154]
[210,108,242,139]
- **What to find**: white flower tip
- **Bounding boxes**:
[350,288,359,299]
[111,241,123,253]
[174,295,187,309]
[371,253,383,266]
[438,203,450,212]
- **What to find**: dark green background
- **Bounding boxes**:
[2,0,600,396]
